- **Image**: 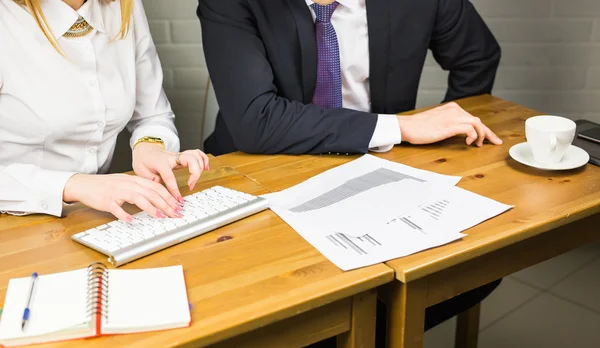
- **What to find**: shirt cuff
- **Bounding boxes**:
[36,170,77,217]
[368,114,402,153]
[130,125,180,153]
[0,165,76,217]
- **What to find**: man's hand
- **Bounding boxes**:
[397,102,503,147]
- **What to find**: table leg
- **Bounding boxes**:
[337,289,378,348]
[454,302,481,348]
[386,279,427,348]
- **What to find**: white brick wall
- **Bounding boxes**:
[419,0,600,122]
[111,0,600,171]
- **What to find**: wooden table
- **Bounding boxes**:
[0,156,394,347]
[218,95,600,348]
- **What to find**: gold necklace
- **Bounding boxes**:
[63,16,93,38]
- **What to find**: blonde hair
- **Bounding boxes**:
[14,0,133,53]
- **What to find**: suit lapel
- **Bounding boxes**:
[366,0,391,113]
[285,0,317,104]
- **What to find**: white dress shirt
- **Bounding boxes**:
[306,0,401,152]
[0,0,178,217]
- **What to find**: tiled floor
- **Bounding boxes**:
[424,242,600,348]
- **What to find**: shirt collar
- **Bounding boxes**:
[40,0,106,39]
[305,0,360,10]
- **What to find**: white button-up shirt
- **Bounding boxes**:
[0,0,179,217]
[305,0,402,152]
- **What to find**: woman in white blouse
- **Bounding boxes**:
[0,0,209,221]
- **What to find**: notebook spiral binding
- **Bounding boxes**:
[85,262,109,321]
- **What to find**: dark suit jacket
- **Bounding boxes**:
[197,0,501,156]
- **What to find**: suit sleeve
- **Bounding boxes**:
[197,0,377,155]
[429,0,501,102]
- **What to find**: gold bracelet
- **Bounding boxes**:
[133,136,165,149]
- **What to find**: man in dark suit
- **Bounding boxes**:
[197,0,503,344]
[198,0,503,157]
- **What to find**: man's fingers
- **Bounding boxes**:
[179,153,203,191]
[486,128,503,145]
[448,123,478,145]
[108,203,132,222]
[469,120,487,147]
[454,109,501,147]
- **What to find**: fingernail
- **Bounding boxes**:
[126,216,133,222]
[157,211,166,218]
[178,196,184,204]
[175,211,183,218]
[176,206,183,212]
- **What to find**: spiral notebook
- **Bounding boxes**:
[0,264,191,347]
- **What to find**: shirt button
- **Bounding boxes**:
[85,46,92,51]
[89,79,97,86]
[40,201,48,210]
[96,121,104,128]
[88,148,96,154]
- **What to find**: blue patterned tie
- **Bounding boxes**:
[311,2,342,109]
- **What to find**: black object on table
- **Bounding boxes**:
[574,119,600,166]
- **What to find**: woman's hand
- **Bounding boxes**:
[132,143,210,201]
[63,174,183,222]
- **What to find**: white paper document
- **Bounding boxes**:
[266,155,461,237]
[264,155,513,271]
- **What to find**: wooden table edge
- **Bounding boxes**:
[190,265,394,347]
[388,206,600,283]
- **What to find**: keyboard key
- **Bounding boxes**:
[81,235,97,244]
[172,218,187,227]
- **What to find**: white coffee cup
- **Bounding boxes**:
[525,115,576,164]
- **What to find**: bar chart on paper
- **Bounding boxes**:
[290,168,425,213]
[326,233,383,256]
[390,199,451,234]
[325,199,453,257]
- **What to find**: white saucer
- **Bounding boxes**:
[509,142,590,171]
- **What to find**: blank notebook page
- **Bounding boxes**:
[0,269,89,340]
[102,265,190,334]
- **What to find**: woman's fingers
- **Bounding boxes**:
[123,191,165,219]
[135,177,180,212]
[199,151,210,171]
[134,165,161,182]
[108,202,133,222]
[179,152,204,190]
[156,163,183,203]
[135,183,181,218]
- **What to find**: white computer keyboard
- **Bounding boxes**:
[72,186,269,267]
